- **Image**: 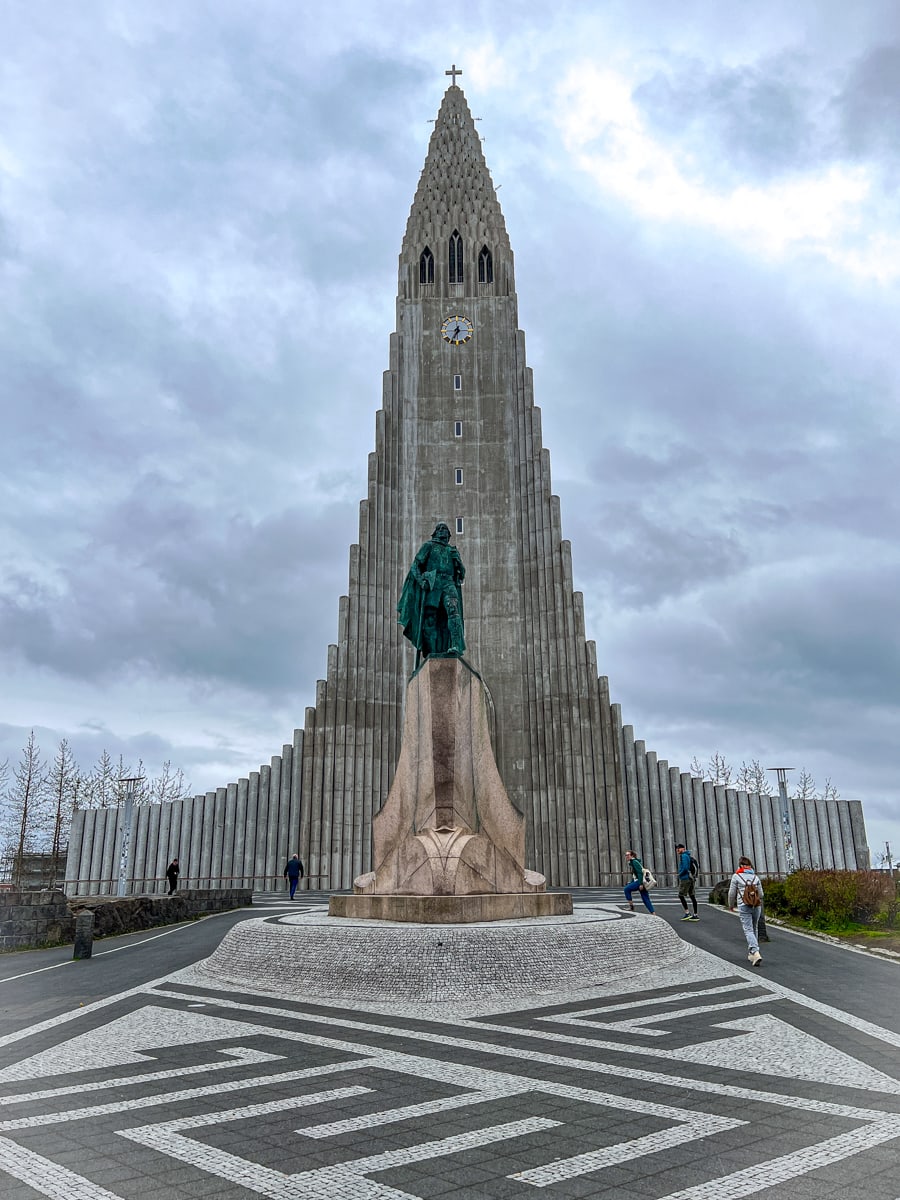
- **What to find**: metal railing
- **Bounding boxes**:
[56,874,329,896]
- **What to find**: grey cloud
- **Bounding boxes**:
[633,55,821,181]
[0,487,354,694]
[0,720,251,795]
[837,44,900,158]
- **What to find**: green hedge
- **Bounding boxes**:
[761,870,899,931]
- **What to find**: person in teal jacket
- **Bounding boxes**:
[676,843,699,921]
[624,850,655,913]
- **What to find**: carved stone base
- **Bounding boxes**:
[358,657,544,898]
[329,891,573,923]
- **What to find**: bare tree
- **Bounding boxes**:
[0,757,9,869]
[3,732,49,888]
[47,739,80,884]
[84,750,118,809]
[148,760,192,804]
[707,752,733,787]
[793,768,817,800]
[874,842,894,870]
[821,777,840,801]
[690,753,734,786]
[736,759,773,796]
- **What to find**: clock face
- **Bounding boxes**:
[441,314,474,345]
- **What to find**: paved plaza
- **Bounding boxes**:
[0,893,898,1199]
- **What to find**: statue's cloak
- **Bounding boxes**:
[397,567,426,648]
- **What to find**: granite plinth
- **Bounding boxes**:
[329,891,573,923]
[358,657,544,897]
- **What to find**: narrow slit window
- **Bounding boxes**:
[419,246,434,284]
[478,244,493,283]
[454,421,462,437]
[449,230,464,283]
[456,517,464,534]
[453,374,462,390]
[455,468,463,485]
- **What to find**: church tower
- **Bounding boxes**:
[67,77,870,896]
[296,78,628,887]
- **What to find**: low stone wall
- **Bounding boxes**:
[0,888,252,950]
[0,889,75,950]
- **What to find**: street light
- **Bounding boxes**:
[767,767,796,874]
[117,776,142,897]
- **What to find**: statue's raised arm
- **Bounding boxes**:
[397,522,465,664]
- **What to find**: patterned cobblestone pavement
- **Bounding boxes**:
[1,900,898,1199]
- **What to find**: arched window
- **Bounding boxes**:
[478,245,493,284]
[419,246,434,284]
[449,230,464,283]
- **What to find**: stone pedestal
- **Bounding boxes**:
[330,657,572,922]
[329,891,572,923]
[196,905,687,1009]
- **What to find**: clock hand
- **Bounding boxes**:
[453,324,461,338]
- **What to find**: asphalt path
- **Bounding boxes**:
[0,891,897,1043]
[652,895,900,1033]
[0,902,295,1040]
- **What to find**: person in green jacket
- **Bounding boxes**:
[624,850,655,913]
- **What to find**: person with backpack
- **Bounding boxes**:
[728,856,765,966]
[675,843,699,921]
[623,850,656,913]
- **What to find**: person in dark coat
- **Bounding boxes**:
[283,854,305,899]
[165,858,179,895]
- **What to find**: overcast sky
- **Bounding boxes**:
[2,1,898,864]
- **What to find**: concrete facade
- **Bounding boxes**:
[65,84,870,894]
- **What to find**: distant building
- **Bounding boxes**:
[1,850,67,891]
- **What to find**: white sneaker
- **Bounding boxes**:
[749,951,762,967]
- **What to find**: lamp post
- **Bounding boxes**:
[767,767,796,874]
[117,776,142,897]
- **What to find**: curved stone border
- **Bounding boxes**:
[196,906,692,1004]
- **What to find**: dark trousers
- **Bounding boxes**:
[678,878,697,913]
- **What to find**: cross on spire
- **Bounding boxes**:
[445,64,462,85]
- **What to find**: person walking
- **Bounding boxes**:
[283,854,305,899]
[165,858,179,896]
[623,850,655,913]
[728,856,765,966]
[758,905,770,942]
[675,842,699,921]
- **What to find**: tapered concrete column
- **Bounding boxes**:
[233,780,248,888]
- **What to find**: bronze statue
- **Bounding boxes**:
[397,523,466,664]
